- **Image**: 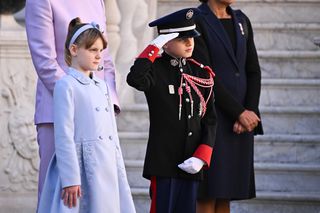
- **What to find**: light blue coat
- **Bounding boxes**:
[25,0,120,125]
[38,68,135,213]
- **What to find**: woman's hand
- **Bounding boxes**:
[61,185,81,208]
[233,120,246,134]
[238,110,260,132]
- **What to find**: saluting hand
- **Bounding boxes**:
[61,185,82,208]
[151,33,179,49]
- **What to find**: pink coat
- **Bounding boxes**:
[25,0,120,124]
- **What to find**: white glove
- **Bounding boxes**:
[178,157,205,174]
[151,33,179,49]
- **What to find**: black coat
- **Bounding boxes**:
[193,4,263,199]
[127,51,217,181]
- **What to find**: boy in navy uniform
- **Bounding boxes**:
[127,8,217,213]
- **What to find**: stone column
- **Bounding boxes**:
[0,1,38,212]
[105,0,121,60]
[106,0,157,104]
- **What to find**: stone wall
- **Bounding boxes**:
[0,15,38,212]
[106,0,157,104]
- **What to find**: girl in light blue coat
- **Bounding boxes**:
[38,17,136,213]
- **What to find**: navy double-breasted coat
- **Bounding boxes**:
[193,4,263,199]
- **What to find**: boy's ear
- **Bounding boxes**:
[69,44,78,56]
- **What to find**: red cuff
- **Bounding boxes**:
[193,144,213,168]
[138,45,160,62]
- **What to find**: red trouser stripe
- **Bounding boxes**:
[150,176,157,213]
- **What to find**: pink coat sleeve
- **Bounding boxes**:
[25,0,65,94]
[99,1,120,112]
[102,46,121,113]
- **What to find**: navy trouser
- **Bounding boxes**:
[150,176,199,213]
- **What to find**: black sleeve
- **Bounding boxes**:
[193,19,245,121]
[126,58,156,92]
[243,14,262,113]
[243,14,264,135]
[201,87,217,148]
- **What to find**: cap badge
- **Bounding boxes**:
[186,9,194,20]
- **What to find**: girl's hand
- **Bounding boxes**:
[61,185,81,208]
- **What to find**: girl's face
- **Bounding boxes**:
[164,37,194,58]
[70,37,104,75]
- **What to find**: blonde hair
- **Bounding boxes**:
[64,17,107,66]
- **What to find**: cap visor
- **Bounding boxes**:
[176,29,201,38]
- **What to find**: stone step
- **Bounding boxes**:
[119,133,320,165]
[258,50,320,79]
[131,188,150,213]
[125,160,149,188]
[158,0,320,23]
[254,163,320,193]
[254,134,320,165]
[116,105,320,134]
[253,23,320,51]
[260,79,320,107]
[259,50,320,59]
[125,160,320,193]
[119,132,147,160]
[231,191,320,213]
[131,187,320,213]
[116,104,149,132]
[260,106,320,134]
[234,0,320,24]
